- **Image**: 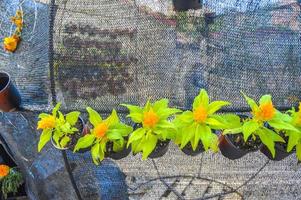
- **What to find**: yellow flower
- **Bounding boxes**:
[193,106,208,123]
[94,123,108,139]
[11,17,23,29]
[37,116,56,130]
[254,101,276,121]
[143,108,159,128]
[0,165,10,178]
[3,35,20,52]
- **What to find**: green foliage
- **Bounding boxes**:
[174,89,231,152]
[224,93,296,158]
[74,108,132,165]
[37,103,81,151]
[1,168,23,199]
[122,99,181,160]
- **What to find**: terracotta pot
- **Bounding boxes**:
[0,72,21,112]
[148,140,170,158]
[173,0,202,11]
[51,116,86,151]
[181,142,204,156]
[218,134,249,160]
[260,143,293,161]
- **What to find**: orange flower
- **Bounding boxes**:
[193,106,208,123]
[0,165,10,178]
[143,109,159,128]
[37,116,56,130]
[254,102,275,121]
[94,123,108,139]
[3,35,20,52]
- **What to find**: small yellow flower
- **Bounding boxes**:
[3,35,20,52]
[193,106,208,123]
[254,102,276,121]
[143,108,159,128]
[37,116,56,130]
[94,123,108,139]
[0,165,10,179]
[11,17,23,29]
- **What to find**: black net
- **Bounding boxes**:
[1,0,301,200]
[52,0,301,112]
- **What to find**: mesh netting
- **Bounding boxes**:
[0,0,301,200]
[52,0,301,112]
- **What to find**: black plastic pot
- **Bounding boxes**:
[260,142,292,161]
[148,140,170,158]
[107,143,131,160]
[219,134,249,160]
[51,116,87,151]
[181,142,204,156]
[0,72,21,112]
[173,0,202,11]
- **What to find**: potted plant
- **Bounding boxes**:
[173,89,230,156]
[173,0,202,11]
[222,93,298,160]
[73,107,133,165]
[0,164,23,199]
[271,104,301,161]
[0,72,21,112]
[122,99,181,160]
[37,103,85,152]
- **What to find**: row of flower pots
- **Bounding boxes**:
[37,89,301,165]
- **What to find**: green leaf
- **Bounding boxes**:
[113,141,124,152]
[121,104,143,114]
[52,103,61,117]
[143,100,151,112]
[38,113,49,119]
[220,114,242,129]
[242,120,259,141]
[193,89,209,110]
[241,92,259,112]
[268,120,300,132]
[156,108,182,119]
[106,130,124,140]
[179,124,196,149]
[153,98,168,111]
[74,134,95,152]
[127,113,143,123]
[259,95,272,105]
[207,101,231,115]
[296,142,301,161]
[206,116,225,129]
[66,111,80,126]
[223,127,243,135]
[60,136,70,147]
[198,124,213,150]
[91,143,100,165]
[287,131,300,152]
[105,109,120,127]
[174,111,194,125]
[257,128,275,158]
[262,127,285,143]
[110,123,133,137]
[52,130,61,147]
[127,128,146,147]
[60,123,71,133]
[38,129,52,152]
[142,134,158,160]
[86,107,102,127]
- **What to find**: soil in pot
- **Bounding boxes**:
[148,140,170,159]
[219,133,262,160]
[181,142,204,156]
[106,141,131,160]
[260,132,293,161]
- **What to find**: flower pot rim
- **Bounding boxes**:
[51,116,85,150]
[0,71,11,94]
